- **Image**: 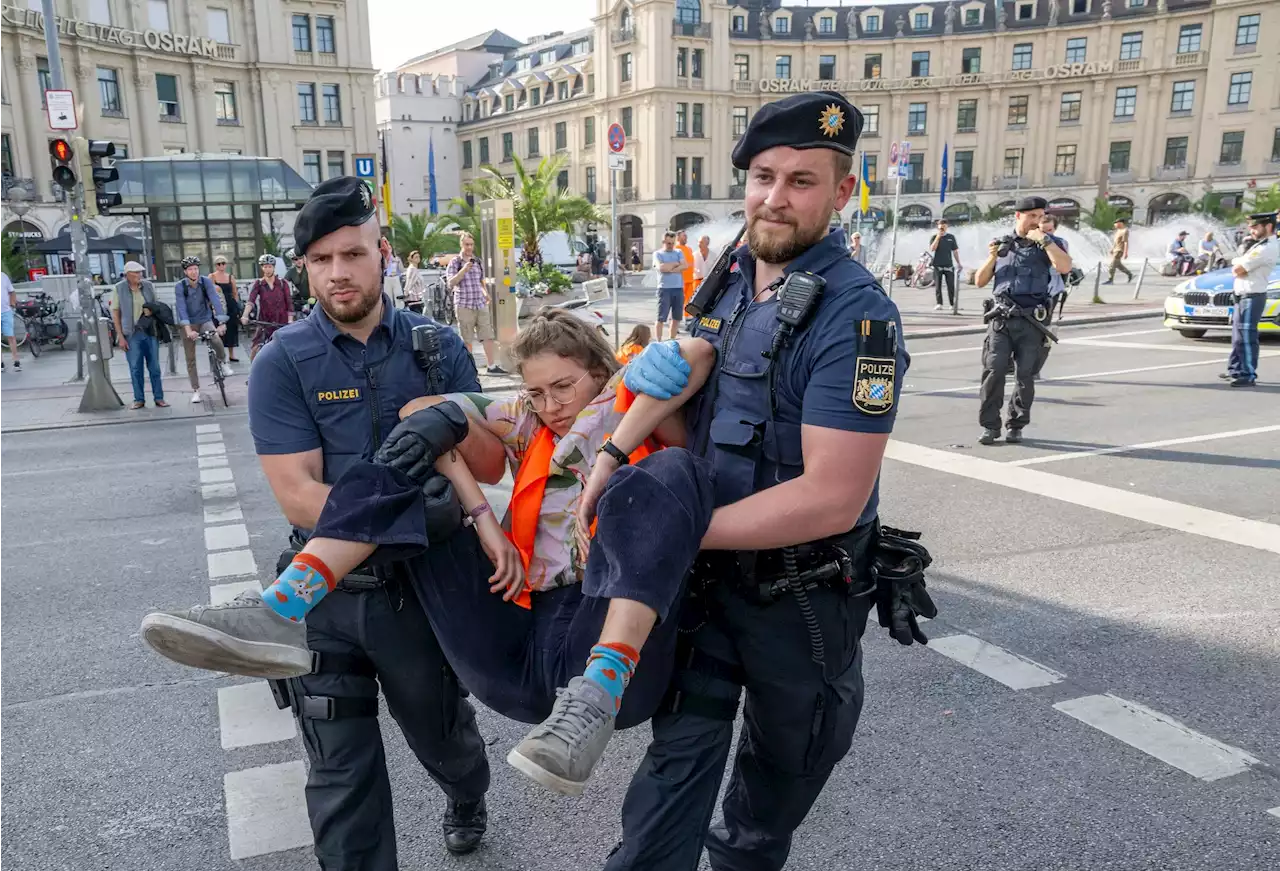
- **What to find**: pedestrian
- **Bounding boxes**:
[447,231,508,374]
[284,249,311,316]
[929,219,962,311]
[173,256,231,403]
[141,177,493,863]
[974,196,1072,444]
[1104,218,1133,283]
[110,261,167,408]
[689,234,712,329]
[605,90,934,871]
[652,231,686,340]
[402,249,426,313]
[1168,230,1195,276]
[1032,215,1070,380]
[242,254,293,360]
[1222,212,1277,387]
[850,230,865,264]
[630,244,642,272]
[210,254,242,363]
[1,270,20,372]
[676,229,696,313]
[617,323,652,364]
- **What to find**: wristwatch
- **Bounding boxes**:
[598,439,630,465]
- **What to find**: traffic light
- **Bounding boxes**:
[87,140,122,216]
[49,138,77,191]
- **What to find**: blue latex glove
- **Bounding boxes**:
[623,340,690,400]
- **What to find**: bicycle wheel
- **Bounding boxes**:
[28,325,42,358]
[218,376,228,407]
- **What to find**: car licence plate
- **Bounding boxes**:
[1190,305,1221,316]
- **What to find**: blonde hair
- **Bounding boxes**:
[511,308,619,381]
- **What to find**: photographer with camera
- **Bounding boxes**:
[446,232,507,375]
[974,196,1072,445]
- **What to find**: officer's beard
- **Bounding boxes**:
[747,207,829,264]
[319,274,382,325]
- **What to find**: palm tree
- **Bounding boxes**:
[261,229,282,258]
[387,212,461,264]
[1083,197,1130,231]
[444,198,483,256]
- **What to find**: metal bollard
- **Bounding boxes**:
[167,336,177,375]
[1091,262,1104,304]
[1132,258,1149,300]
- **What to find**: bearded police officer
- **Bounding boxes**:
[1223,212,1277,387]
[604,91,936,871]
[974,196,1072,444]
[141,177,496,865]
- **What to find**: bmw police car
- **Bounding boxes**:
[1163,263,1280,339]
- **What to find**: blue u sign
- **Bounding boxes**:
[354,156,375,179]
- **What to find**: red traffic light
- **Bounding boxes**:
[49,138,74,162]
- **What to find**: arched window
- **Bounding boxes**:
[675,0,701,25]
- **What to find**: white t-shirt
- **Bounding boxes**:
[692,247,710,280]
[1232,236,1278,296]
[1,272,13,314]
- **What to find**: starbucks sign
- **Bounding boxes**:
[1,4,229,59]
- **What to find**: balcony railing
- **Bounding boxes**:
[614,186,639,203]
[216,44,237,61]
[732,80,754,94]
[949,176,977,192]
[671,184,712,199]
[675,77,707,90]
[901,178,932,194]
[611,28,635,45]
[1155,164,1189,180]
[1213,160,1247,175]
[1051,171,1078,184]
[1116,58,1144,73]
[673,21,712,38]
[1174,50,1206,66]
[729,183,746,199]
[996,175,1024,190]
[293,50,313,65]
[317,51,338,66]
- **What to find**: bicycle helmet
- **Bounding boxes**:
[181,255,201,269]
[285,248,297,260]
[258,254,275,266]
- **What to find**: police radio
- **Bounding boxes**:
[686,221,746,318]
[411,323,445,392]
[763,272,826,360]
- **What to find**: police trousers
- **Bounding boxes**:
[310,449,717,730]
[288,579,491,871]
[1227,293,1266,382]
[979,314,1045,432]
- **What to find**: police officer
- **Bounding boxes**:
[974,196,1072,444]
[143,178,493,865]
[602,91,935,871]
[1222,211,1277,387]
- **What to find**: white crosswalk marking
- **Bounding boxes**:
[208,548,256,579]
[927,634,1066,690]
[198,456,230,469]
[205,523,250,551]
[224,762,313,859]
[209,580,261,605]
[199,467,235,484]
[202,482,237,500]
[197,442,226,456]
[196,423,222,434]
[204,503,243,524]
[218,683,297,749]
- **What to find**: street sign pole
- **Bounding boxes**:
[606,123,627,350]
[41,0,121,409]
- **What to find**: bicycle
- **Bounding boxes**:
[198,330,229,407]
[427,280,455,325]
[14,292,70,358]
[242,318,289,360]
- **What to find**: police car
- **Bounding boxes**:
[1163,263,1280,339]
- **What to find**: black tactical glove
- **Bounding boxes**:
[373,401,469,484]
[872,526,938,646]
[421,473,465,544]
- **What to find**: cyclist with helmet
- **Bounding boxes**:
[284,247,311,316]
[174,255,230,403]
[242,254,294,360]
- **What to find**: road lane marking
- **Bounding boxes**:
[885,440,1280,555]
[204,503,243,524]
[196,424,221,434]
[1268,807,1280,820]
[199,467,234,484]
[909,329,1168,357]
[1007,424,1280,466]
[202,482,237,500]
[205,523,250,551]
[1053,694,1260,781]
[224,762,313,859]
[927,634,1066,689]
[208,548,258,579]
[1059,338,1229,354]
[197,442,226,456]
[210,580,261,605]
[198,456,230,469]
[196,432,223,444]
[218,683,297,749]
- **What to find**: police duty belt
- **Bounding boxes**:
[983,301,1059,343]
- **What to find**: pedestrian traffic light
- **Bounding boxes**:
[49,138,77,191]
[87,140,122,216]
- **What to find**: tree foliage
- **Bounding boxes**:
[387,212,460,264]
[2,233,29,280]
[1084,197,1127,231]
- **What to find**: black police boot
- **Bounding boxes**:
[978,429,1000,445]
[443,797,487,855]
[1005,429,1023,443]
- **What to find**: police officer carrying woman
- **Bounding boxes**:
[604,91,936,871]
[974,196,1072,445]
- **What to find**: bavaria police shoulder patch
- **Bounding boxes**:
[853,355,895,415]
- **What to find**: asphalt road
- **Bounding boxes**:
[2,318,1277,870]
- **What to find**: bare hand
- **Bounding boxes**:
[476,515,525,600]
[574,454,620,561]
[399,395,447,420]
[216,324,227,337]
[1026,229,1047,244]
[379,237,392,261]
[117,336,128,352]
[184,327,197,341]
[241,315,249,325]
[987,241,1001,256]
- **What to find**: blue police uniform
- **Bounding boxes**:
[248,294,490,868]
[605,226,909,871]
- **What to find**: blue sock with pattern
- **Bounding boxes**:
[261,554,336,623]
[582,642,640,714]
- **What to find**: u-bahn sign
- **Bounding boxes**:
[757,61,1117,94]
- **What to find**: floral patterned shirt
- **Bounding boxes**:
[443,370,628,593]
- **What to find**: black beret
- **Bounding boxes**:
[1014,196,1048,212]
[293,176,377,256]
[1247,212,1277,226]
[731,91,863,171]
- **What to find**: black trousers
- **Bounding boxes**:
[289,580,490,871]
[933,266,956,307]
[979,315,1045,432]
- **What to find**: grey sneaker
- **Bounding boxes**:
[140,589,311,679]
[507,676,616,796]
[978,429,1000,445]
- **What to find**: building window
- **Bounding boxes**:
[502,132,513,161]
[214,81,237,122]
[911,51,930,77]
[907,152,924,181]
[913,12,929,29]
[954,149,974,179]
[326,151,344,179]
[864,105,880,135]
[558,80,569,100]
[207,7,230,43]
[1109,141,1131,172]
[1227,72,1251,106]
[89,0,111,24]
[584,117,595,145]
[297,83,316,123]
[1270,128,1280,161]
[776,55,791,79]
[530,88,541,107]
[1054,144,1077,175]
[864,54,882,79]
[1,133,13,177]
[156,73,180,120]
[732,14,745,32]
[1126,0,1143,6]
[775,16,790,34]
[1119,32,1143,61]
[462,141,473,169]
[620,53,632,83]
[98,67,122,114]
[148,0,169,31]
[1065,37,1087,64]
[692,103,704,137]
[504,94,514,112]
[1017,1,1034,19]
[1114,86,1137,118]
[292,14,311,51]
[301,151,321,184]
[675,157,687,188]
[677,48,688,78]
[478,138,489,164]
[908,102,927,135]
[1219,131,1244,164]
[732,107,748,137]
[1012,43,1032,70]
[1177,24,1202,54]
[321,84,343,124]
[527,128,539,157]
[555,122,567,151]
[734,54,750,81]
[1235,14,1259,48]
[1003,147,1023,177]
[1059,91,1081,122]
[861,154,877,183]
[1071,0,1088,12]
[1170,81,1195,113]
[1008,95,1029,126]
[675,0,701,25]
[865,14,881,32]
[676,102,688,135]
[316,16,335,53]
[819,55,836,79]
[956,99,977,132]
[962,48,981,74]
[1163,136,1188,167]
[819,15,834,33]
[37,57,51,106]
[586,166,596,197]
[692,49,704,79]
[620,107,633,136]
[539,49,557,66]
[964,8,980,25]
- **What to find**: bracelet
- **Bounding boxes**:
[598,439,630,465]
[463,501,492,527]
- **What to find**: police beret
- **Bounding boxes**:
[293,176,377,256]
[731,91,863,171]
[1247,212,1277,226]
[1014,196,1048,212]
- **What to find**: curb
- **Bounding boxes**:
[902,308,1164,340]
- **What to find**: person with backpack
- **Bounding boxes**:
[173,256,230,403]
[242,254,294,359]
